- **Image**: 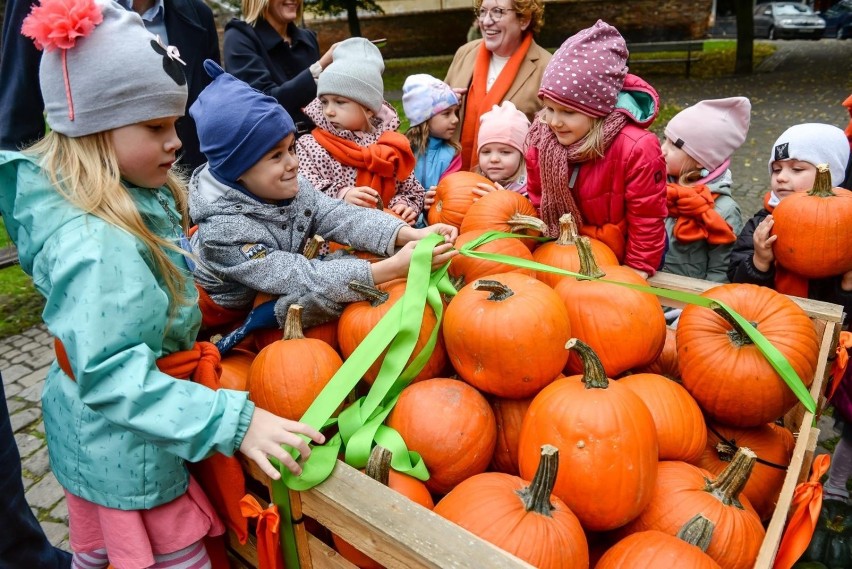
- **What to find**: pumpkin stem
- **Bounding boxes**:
[566,338,609,389]
[473,279,514,301]
[365,445,392,486]
[302,235,325,260]
[576,236,606,279]
[507,213,548,235]
[807,164,834,198]
[705,446,756,508]
[283,304,305,341]
[709,302,754,346]
[375,195,385,210]
[516,444,558,516]
[348,281,390,307]
[555,213,580,246]
[676,514,715,552]
[715,440,737,462]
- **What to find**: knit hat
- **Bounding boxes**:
[665,97,751,171]
[477,101,531,154]
[190,61,296,183]
[317,37,385,113]
[22,0,187,137]
[538,20,628,118]
[768,123,850,187]
[401,74,459,127]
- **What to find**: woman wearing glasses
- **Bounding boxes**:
[445,0,550,169]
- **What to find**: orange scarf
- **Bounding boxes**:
[762,192,810,297]
[666,183,737,245]
[55,339,246,569]
[460,33,533,170]
[313,129,415,206]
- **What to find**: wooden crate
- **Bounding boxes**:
[226,273,845,569]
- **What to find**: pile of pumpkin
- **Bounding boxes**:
[219,171,828,569]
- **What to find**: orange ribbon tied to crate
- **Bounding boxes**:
[240,495,285,569]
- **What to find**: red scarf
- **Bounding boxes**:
[666,183,736,245]
[762,192,809,297]
[460,33,533,170]
[313,129,415,206]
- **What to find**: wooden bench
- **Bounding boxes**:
[0,246,19,270]
[626,40,705,78]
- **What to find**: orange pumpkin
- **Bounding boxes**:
[636,325,680,380]
[489,396,533,475]
[597,515,721,569]
[426,171,493,228]
[448,229,535,287]
[532,213,618,289]
[434,445,589,568]
[518,339,658,531]
[620,448,765,569]
[459,190,546,251]
[619,372,706,463]
[695,422,794,522]
[333,446,434,569]
[337,280,447,385]
[387,378,496,495]
[443,273,570,398]
[676,283,819,427]
[554,237,665,377]
[218,348,255,391]
[248,305,342,420]
[772,163,852,278]
[254,317,340,353]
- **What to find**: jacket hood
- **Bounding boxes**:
[304,97,400,141]
[613,73,660,128]
[705,168,734,196]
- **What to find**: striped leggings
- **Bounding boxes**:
[70,540,211,569]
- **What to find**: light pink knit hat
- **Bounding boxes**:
[538,20,628,118]
[477,101,531,154]
[665,97,751,171]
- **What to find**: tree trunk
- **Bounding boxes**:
[346,0,362,37]
[734,0,754,74]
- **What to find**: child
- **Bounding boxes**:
[474,100,530,196]
[296,37,425,225]
[188,61,458,334]
[525,20,667,278]
[661,97,751,282]
[402,73,462,226]
[0,1,323,567]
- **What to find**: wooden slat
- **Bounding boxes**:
[0,246,19,270]
[306,533,358,569]
[227,528,259,568]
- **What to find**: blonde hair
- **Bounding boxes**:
[473,149,527,186]
[242,0,303,26]
[571,117,608,161]
[405,121,462,157]
[25,131,191,316]
[474,0,544,35]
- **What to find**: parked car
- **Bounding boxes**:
[753,2,826,39]
[820,0,852,39]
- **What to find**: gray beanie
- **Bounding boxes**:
[23,0,188,137]
[768,123,850,187]
[317,37,385,113]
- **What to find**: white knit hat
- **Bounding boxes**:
[317,37,385,113]
[768,123,850,187]
[665,97,751,171]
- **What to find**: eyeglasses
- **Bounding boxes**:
[477,7,514,22]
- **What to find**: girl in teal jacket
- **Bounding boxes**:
[1,1,322,567]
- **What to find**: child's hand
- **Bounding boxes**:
[752,215,777,272]
[396,224,458,246]
[424,186,437,210]
[240,407,325,480]
[842,270,852,291]
[427,223,458,245]
[344,186,380,208]
[430,242,458,268]
[390,203,417,224]
[472,181,500,199]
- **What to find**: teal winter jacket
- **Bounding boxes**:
[0,151,255,510]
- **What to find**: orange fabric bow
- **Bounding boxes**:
[666,183,737,245]
[828,331,852,400]
[773,453,832,569]
[312,129,415,207]
[240,495,285,569]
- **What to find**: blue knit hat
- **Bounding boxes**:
[190,60,296,183]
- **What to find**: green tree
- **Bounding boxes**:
[304,0,384,37]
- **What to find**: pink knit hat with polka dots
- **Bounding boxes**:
[538,20,628,118]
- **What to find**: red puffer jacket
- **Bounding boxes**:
[526,74,667,275]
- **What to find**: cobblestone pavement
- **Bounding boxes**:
[3,38,850,555]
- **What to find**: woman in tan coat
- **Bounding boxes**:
[445,0,551,169]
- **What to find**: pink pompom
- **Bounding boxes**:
[22,0,103,52]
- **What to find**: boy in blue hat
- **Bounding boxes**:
[188,61,457,345]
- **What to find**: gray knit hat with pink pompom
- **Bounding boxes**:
[538,20,628,118]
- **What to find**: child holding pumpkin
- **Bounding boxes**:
[296,37,425,225]
[188,61,458,336]
[0,1,325,566]
[661,97,750,283]
[525,20,668,278]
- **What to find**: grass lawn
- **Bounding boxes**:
[0,219,45,339]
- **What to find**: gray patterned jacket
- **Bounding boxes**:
[189,165,406,327]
